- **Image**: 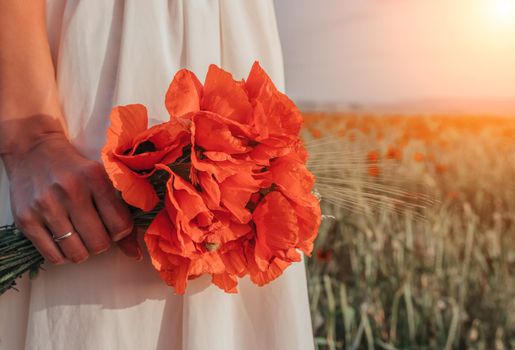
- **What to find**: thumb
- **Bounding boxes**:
[116,227,144,261]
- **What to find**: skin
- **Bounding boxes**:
[0,1,142,264]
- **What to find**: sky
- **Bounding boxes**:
[274,0,515,107]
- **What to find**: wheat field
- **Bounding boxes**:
[302,113,515,350]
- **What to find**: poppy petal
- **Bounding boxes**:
[191,145,241,182]
[253,191,299,270]
[249,257,290,286]
[189,251,225,275]
[105,104,149,152]
[219,172,260,224]
[212,272,239,293]
[102,153,158,211]
[246,243,291,286]
[193,113,250,154]
[198,171,221,209]
[245,62,302,139]
[165,69,203,119]
[201,65,252,124]
[159,259,190,295]
[268,156,316,207]
[219,243,248,276]
[291,200,321,256]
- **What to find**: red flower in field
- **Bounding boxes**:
[310,128,323,139]
[435,163,447,174]
[412,152,425,162]
[101,104,190,211]
[368,165,381,177]
[315,249,334,263]
[386,147,402,161]
[367,150,380,163]
[446,190,460,200]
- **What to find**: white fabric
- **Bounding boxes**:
[0,1,314,349]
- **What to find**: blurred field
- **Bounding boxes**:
[302,113,515,350]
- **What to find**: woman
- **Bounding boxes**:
[0,1,314,349]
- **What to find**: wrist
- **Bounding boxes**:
[0,114,67,173]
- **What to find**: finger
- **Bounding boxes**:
[37,190,91,263]
[42,212,89,264]
[32,186,90,263]
[116,230,143,261]
[90,172,133,241]
[68,195,112,255]
[19,220,67,265]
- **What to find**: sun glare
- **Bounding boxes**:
[492,0,515,23]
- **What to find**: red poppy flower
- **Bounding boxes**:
[144,165,252,294]
[245,154,321,285]
[165,62,303,164]
[163,63,307,224]
[245,62,304,163]
[144,210,192,294]
[264,154,317,208]
[101,104,190,211]
[186,111,260,226]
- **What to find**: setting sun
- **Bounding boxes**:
[492,0,515,23]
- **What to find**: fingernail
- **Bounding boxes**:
[94,245,111,255]
[133,247,143,261]
[135,250,143,261]
[113,226,133,241]
[73,255,89,264]
[122,244,143,261]
[50,257,68,265]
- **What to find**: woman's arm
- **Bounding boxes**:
[0,0,66,156]
[0,1,140,264]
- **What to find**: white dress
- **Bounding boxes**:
[0,1,314,349]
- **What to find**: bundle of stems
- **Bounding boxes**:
[0,224,44,294]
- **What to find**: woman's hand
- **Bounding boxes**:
[3,132,138,264]
[0,1,142,264]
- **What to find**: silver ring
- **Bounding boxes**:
[52,231,74,243]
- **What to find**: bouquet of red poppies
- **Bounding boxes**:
[0,62,321,294]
